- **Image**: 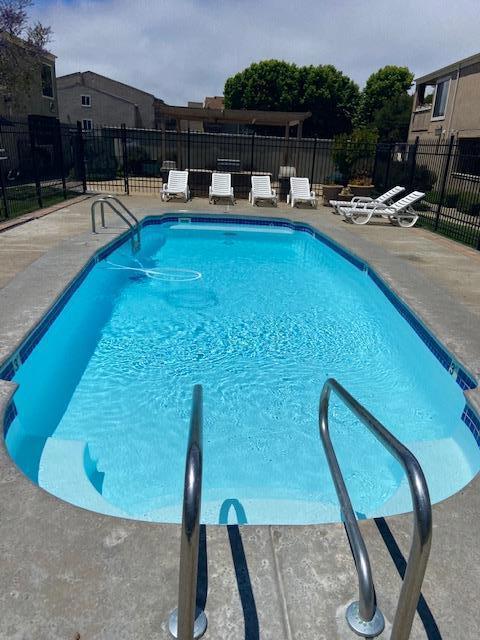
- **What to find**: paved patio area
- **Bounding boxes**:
[0,194,479,639]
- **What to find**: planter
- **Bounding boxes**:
[322,184,343,206]
[348,184,374,198]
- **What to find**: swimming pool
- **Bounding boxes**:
[2,216,480,524]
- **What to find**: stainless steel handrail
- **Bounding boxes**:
[90,196,141,251]
[319,378,432,640]
[104,194,140,227]
[168,385,207,640]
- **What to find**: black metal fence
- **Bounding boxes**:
[374,137,480,248]
[1,117,480,249]
[0,116,84,220]
[82,124,376,200]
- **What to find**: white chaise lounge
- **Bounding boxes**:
[287,177,317,208]
[209,172,235,204]
[338,191,425,227]
[161,170,190,202]
[330,185,405,213]
[249,175,277,206]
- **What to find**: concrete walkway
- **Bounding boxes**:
[0,194,479,639]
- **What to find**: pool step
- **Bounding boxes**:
[375,432,478,517]
[38,437,128,518]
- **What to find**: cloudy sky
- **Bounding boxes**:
[33,0,479,104]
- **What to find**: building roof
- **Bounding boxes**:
[0,30,56,61]
[155,101,311,126]
[204,96,224,109]
[415,51,480,84]
[57,71,155,99]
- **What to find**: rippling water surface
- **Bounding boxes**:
[7,222,479,523]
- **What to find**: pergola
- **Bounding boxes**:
[154,101,311,139]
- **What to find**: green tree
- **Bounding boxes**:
[224,60,359,137]
[298,64,359,136]
[0,0,52,111]
[356,65,414,126]
[224,60,300,112]
[373,93,413,142]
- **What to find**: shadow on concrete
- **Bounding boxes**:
[196,524,208,613]
[374,517,442,640]
[227,525,260,640]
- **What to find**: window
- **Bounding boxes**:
[41,64,54,98]
[81,94,91,107]
[82,119,93,131]
[432,78,450,119]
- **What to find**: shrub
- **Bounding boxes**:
[425,190,459,207]
[411,166,437,192]
[457,193,480,216]
[332,128,378,184]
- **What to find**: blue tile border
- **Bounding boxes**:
[0,212,478,444]
[3,400,17,436]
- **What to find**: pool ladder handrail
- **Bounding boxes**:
[90,195,141,252]
[319,378,432,640]
[168,384,207,640]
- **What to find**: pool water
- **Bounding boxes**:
[5,221,480,524]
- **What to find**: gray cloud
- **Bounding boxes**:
[35,0,479,104]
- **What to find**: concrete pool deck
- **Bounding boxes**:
[0,195,479,639]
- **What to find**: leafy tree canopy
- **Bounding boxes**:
[356,65,414,126]
[373,93,413,142]
[0,0,52,108]
[224,59,360,137]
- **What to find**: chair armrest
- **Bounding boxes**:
[352,196,373,202]
[371,202,388,212]
[310,191,315,198]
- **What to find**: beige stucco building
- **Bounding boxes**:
[57,71,156,130]
[0,32,58,120]
[409,52,480,143]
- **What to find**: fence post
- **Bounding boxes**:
[28,119,43,209]
[187,127,191,170]
[383,143,393,190]
[56,120,67,200]
[435,135,455,231]
[310,137,317,187]
[0,125,9,218]
[408,136,419,189]
[121,123,129,195]
[76,121,87,193]
[250,130,255,176]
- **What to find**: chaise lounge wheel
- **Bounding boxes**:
[390,215,418,228]
[349,210,372,225]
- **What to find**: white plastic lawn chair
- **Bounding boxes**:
[330,186,405,214]
[287,177,317,208]
[339,191,425,227]
[249,175,277,206]
[209,172,235,204]
[161,170,190,202]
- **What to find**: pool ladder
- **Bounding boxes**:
[167,380,432,640]
[169,385,207,640]
[319,378,432,639]
[91,195,141,252]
